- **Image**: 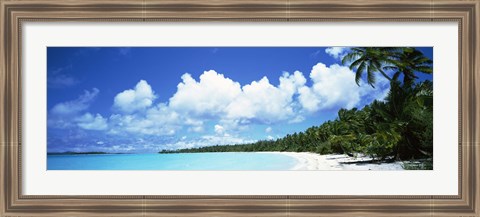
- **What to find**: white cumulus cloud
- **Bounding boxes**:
[325,47,348,60]
[75,113,108,130]
[225,76,293,122]
[169,70,308,129]
[113,80,156,113]
[225,71,307,124]
[169,71,242,116]
[108,103,180,136]
[298,63,389,112]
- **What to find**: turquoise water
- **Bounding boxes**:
[47,152,299,170]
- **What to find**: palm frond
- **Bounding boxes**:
[349,57,364,70]
[367,65,376,88]
[355,62,366,85]
[414,66,433,74]
[342,53,360,65]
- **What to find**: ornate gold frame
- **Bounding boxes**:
[1,0,478,216]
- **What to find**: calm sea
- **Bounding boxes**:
[47,152,299,170]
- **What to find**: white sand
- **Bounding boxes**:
[261,152,404,170]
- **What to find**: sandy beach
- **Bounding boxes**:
[261,152,404,170]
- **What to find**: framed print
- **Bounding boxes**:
[1,0,479,216]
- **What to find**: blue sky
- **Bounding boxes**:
[47,47,433,153]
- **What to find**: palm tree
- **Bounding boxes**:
[368,80,433,160]
[342,47,399,87]
[384,47,432,88]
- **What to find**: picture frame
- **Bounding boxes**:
[1,0,478,216]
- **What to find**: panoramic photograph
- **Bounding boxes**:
[47,47,433,170]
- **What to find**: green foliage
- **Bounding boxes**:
[328,134,356,155]
[343,47,432,89]
[365,130,401,160]
[342,47,400,86]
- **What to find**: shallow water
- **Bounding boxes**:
[47,152,299,170]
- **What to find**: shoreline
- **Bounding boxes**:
[260,152,405,170]
[49,151,406,170]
